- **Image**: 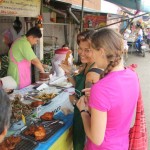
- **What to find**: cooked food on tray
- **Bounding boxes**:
[31,101,44,107]
[34,93,56,102]
[0,136,21,150]
[24,92,56,107]
[24,125,37,136]
[24,125,46,141]
[34,126,46,141]
[11,95,33,121]
[40,112,54,121]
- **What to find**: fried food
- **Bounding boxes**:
[34,126,46,141]
[24,125,37,136]
[0,136,21,150]
[24,125,46,141]
[11,95,33,121]
[31,101,44,107]
[40,112,54,121]
[34,93,56,102]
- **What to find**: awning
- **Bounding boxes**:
[105,0,150,12]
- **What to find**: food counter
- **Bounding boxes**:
[2,82,74,150]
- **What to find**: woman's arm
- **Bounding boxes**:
[85,71,100,88]
[31,58,45,73]
[66,74,76,86]
[77,96,107,146]
[85,73,94,88]
[83,72,100,97]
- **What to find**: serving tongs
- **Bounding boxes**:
[41,120,60,128]
[24,95,42,101]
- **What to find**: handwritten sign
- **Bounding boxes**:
[0,0,41,17]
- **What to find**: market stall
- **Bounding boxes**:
[0,1,76,149]
[0,79,74,150]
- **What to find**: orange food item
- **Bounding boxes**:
[40,112,54,121]
[24,125,37,136]
[0,136,21,150]
[31,101,44,107]
[34,126,46,141]
[24,125,46,141]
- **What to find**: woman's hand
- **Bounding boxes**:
[82,88,91,97]
[76,95,88,111]
[69,95,77,105]
[42,64,49,69]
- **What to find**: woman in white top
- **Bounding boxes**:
[136,24,143,39]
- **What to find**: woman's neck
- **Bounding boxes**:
[87,61,94,67]
[111,58,124,72]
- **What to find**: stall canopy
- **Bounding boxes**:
[105,0,150,13]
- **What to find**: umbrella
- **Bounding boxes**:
[105,0,150,12]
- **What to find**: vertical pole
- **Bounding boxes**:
[80,0,84,32]
[40,0,43,16]
[34,1,43,82]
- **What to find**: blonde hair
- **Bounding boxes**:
[91,28,124,79]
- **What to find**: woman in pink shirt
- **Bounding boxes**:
[77,28,139,150]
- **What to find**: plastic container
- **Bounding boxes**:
[51,48,73,77]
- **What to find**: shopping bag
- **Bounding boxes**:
[128,88,148,150]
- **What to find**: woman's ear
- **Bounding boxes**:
[0,127,7,143]
[99,48,106,59]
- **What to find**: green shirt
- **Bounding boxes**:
[7,36,37,85]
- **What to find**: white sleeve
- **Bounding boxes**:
[138,29,143,36]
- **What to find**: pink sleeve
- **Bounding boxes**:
[88,83,111,112]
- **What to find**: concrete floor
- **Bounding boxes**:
[126,51,150,148]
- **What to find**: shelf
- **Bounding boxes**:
[83,28,96,29]
[43,22,69,26]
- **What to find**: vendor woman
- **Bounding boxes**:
[7,27,45,89]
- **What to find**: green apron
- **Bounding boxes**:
[73,63,95,150]
[73,72,86,150]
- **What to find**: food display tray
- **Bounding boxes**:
[15,139,37,150]
[24,87,63,106]
[21,120,65,143]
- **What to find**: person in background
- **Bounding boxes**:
[0,18,23,78]
[0,88,11,143]
[7,27,45,89]
[123,29,131,61]
[77,28,139,150]
[130,22,136,34]
[60,30,103,150]
[136,24,143,39]
[0,29,13,78]
[135,24,144,52]
[146,26,150,49]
